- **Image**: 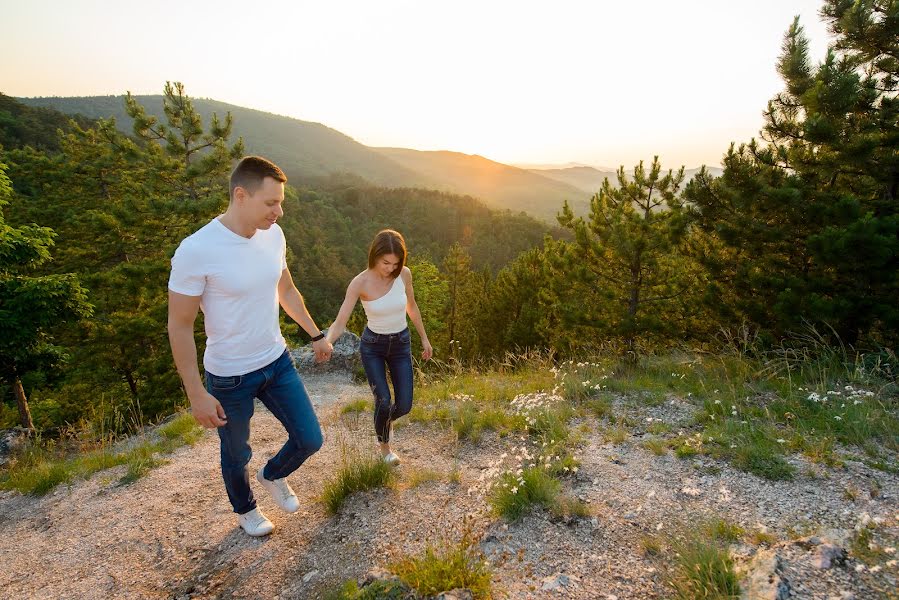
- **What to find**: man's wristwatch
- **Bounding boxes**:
[311,331,325,342]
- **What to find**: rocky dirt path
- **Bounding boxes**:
[1,373,897,599]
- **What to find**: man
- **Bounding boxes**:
[168,156,332,537]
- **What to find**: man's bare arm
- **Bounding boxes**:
[277,269,333,362]
[168,291,227,428]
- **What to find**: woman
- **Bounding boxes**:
[326,229,433,465]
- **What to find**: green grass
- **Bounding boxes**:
[648,421,673,435]
[550,494,592,519]
[849,524,890,565]
[748,529,778,546]
[640,535,663,557]
[705,518,745,543]
[409,368,554,441]
[0,413,203,495]
[732,445,795,480]
[489,466,561,522]
[527,405,573,443]
[412,343,896,489]
[604,425,629,445]
[120,450,168,485]
[560,345,898,456]
[671,434,703,459]
[341,398,372,415]
[585,396,612,419]
[642,437,668,456]
[448,465,462,484]
[321,446,394,514]
[405,467,442,489]
[452,401,517,442]
[699,419,796,480]
[390,529,492,599]
[669,537,741,600]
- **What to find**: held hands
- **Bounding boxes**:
[312,338,333,363]
[421,339,433,361]
[190,390,228,429]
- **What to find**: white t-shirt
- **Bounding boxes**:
[168,217,288,376]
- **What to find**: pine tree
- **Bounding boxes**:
[3,83,243,426]
[442,243,473,347]
[0,161,91,429]
[407,259,448,359]
[548,158,700,356]
[483,247,550,354]
[685,4,898,344]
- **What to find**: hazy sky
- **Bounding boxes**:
[1,0,832,168]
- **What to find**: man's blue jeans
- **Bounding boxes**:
[205,349,323,515]
[359,327,414,443]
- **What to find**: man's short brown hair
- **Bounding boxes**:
[229,156,287,200]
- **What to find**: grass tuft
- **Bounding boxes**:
[321,444,394,515]
[489,466,560,522]
[390,528,492,599]
[405,467,442,489]
[669,537,741,600]
[341,398,372,415]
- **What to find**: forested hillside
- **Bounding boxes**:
[1,2,896,447]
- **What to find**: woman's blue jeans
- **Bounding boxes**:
[205,349,323,515]
[359,327,414,443]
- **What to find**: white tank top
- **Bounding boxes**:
[361,275,408,334]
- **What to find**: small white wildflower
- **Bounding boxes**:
[834,415,842,421]
[777,438,786,444]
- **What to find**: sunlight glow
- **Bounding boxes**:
[0,0,832,168]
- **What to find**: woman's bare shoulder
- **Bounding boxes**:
[348,271,370,290]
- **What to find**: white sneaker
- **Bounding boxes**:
[383,452,401,467]
[237,507,274,537]
[256,466,300,513]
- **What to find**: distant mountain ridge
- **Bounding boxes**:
[16,95,428,188]
[528,165,724,196]
[15,94,716,221]
[372,148,590,220]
